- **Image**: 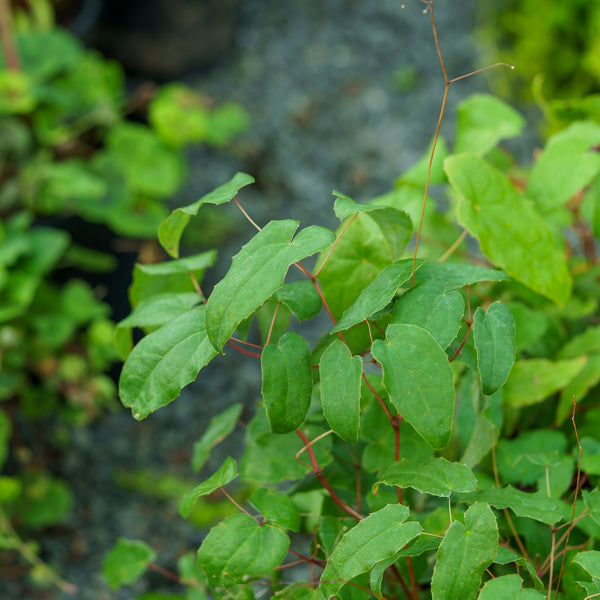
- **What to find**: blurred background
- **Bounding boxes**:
[1,0,599,598]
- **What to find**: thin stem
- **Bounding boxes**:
[0,0,20,70]
[390,564,413,600]
[315,213,359,278]
[553,399,582,599]
[0,508,78,594]
[547,528,556,600]
[265,301,281,345]
[227,338,262,358]
[221,487,260,522]
[438,229,468,262]
[189,271,205,300]
[234,197,262,231]
[296,429,363,521]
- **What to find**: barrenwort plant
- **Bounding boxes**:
[108,2,600,599]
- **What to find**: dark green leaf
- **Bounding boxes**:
[431,502,498,600]
[392,280,464,349]
[477,574,522,600]
[461,414,497,468]
[468,486,564,525]
[192,404,243,472]
[446,153,571,306]
[583,489,600,527]
[319,339,363,442]
[372,324,454,449]
[206,220,335,351]
[180,458,237,518]
[119,306,218,419]
[198,513,289,590]
[319,504,422,598]
[412,261,508,289]
[473,302,515,395]
[274,280,322,321]
[159,172,255,258]
[262,332,312,433]
[331,259,417,333]
[374,457,477,497]
[103,538,156,590]
[248,488,300,531]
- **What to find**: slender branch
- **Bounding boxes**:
[295,429,363,521]
[234,197,262,231]
[265,300,281,345]
[0,0,20,71]
[315,213,359,277]
[189,270,205,300]
[438,229,468,263]
[227,338,262,358]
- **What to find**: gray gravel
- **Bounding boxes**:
[5,1,502,598]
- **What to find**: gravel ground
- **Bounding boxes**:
[4,1,502,598]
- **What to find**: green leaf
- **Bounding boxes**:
[331,259,417,333]
[103,538,156,590]
[115,292,202,359]
[454,94,525,155]
[192,404,243,472]
[445,153,571,306]
[557,353,600,424]
[248,488,301,532]
[469,486,564,525]
[461,414,497,468]
[374,457,477,497]
[319,339,363,442]
[129,250,216,308]
[332,191,394,221]
[274,280,322,322]
[473,302,516,396]
[526,121,600,214]
[431,502,498,600]
[477,574,522,600]
[392,280,464,349]
[493,546,543,591]
[119,306,218,420]
[262,332,312,433]
[319,504,422,598]
[503,357,587,408]
[316,207,412,320]
[412,261,508,290]
[372,324,454,449]
[206,220,335,351]
[583,489,600,527]
[106,122,184,197]
[180,457,238,518]
[159,172,255,258]
[198,513,289,591]
[398,136,450,186]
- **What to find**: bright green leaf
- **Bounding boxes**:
[319,504,422,598]
[454,94,525,155]
[446,153,571,306]
[461,414,497,468]
[431,502,498,600]
[159,172,254,258]
[372,324,454,449]
[331,259,417,333]
[103,538,156,590]
[526,121,600,214]
[119,306,218,420]
[198,513,289,590]
[374,457,477,497]
[206,220,335,351]
[474,302,516,395]
[320,339,363,442]
[180,457,238,518]
[262,332,312,434]
[392,280,464,349]
[477,574,522,600]
[191,404,243,472]
[503,357,586,408]
[316,208,412,320]
[583,489,600,527]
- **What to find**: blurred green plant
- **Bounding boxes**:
[0,0,248,593]
[476,0,600,132]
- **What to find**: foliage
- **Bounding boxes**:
[476,0,600,132]
[0,0,247,592]
[110,5,600,598]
